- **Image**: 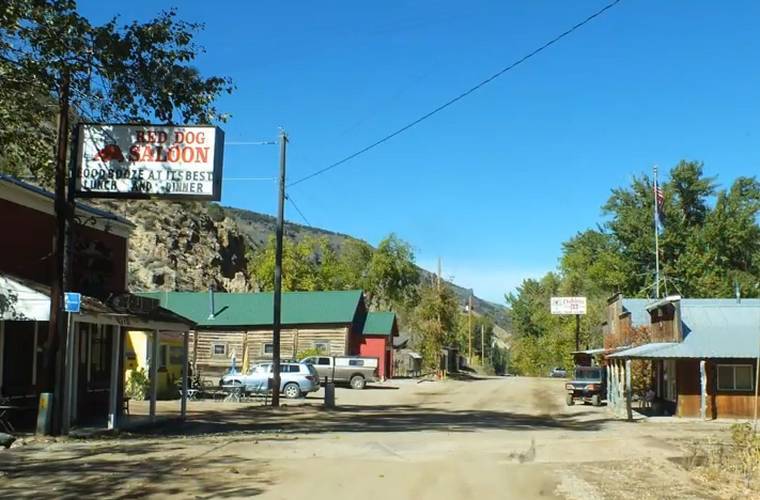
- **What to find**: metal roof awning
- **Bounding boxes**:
[571,348,606,355]
[607,343,679,359]
[408,351,422,359]
[1,273,195,331]
[0,274,50,321]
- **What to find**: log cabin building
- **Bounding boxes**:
[140,290,398,381]
[604,293,760,419]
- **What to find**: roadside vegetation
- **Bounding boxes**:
[685,423,760,497]
[507,161,760,375]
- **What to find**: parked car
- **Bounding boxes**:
[565,366,607,406]
[220,362,320,399]
[300,355,379,389]
[549,367,567,378]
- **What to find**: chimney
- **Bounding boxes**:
[208,285,215,320]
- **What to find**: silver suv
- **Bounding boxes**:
[221,362,320,399]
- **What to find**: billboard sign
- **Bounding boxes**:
[75,124,224,200]
[550,296,587,315]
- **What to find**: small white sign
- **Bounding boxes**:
[550,296,587,315]
[75,123,224,200]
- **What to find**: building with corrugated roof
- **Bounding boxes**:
[604,294,760,419]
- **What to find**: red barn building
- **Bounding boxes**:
[356,312,398,380]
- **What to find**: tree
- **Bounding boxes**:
[250,236,342,292]
[364,234,419,310]
[504,161,760,376]
[411,278,460,371]
[334,239,373,290]
[1,1,233,182]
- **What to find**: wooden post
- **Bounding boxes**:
[108,326,122,430]
[606,364,611,406]
[699,359,707,421]
[181,331,189,419]
[61,314,75,434]
[625,359,633,421]
[0,321,5,392]
[149,330,159,420]
[617,361,623,416]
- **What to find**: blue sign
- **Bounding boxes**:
[64,292,81,313]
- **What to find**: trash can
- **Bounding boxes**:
[324,377,335,410]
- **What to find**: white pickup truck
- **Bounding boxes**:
[300,355,379,389]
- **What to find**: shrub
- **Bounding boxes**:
[125,367,149,400]
[207,204,225,223]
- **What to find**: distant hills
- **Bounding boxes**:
[224,206,511,330]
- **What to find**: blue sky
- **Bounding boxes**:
[79,1,760,303]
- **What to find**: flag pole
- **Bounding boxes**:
[653,165,660,299]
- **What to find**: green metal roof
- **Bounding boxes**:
[362,311,397,336]
[138,290,364,328]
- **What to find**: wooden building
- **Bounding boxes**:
[0,175,193,434]
[352,311,398,380]
[140,290,396,380]
[605,294,760,420]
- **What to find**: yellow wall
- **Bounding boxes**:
[124,330,185,399]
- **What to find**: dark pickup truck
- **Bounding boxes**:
[565,366,606,406]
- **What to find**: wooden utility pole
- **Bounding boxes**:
[575,314,580,351]
[271,129,287,407]
[48,72,71,435]
[468,295,473,365]
[481,324,485,365]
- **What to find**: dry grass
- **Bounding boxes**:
[684,423,760,499]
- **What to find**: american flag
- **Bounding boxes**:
[654,182,665,225]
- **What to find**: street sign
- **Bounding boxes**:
[64,292,81,313]
[550,296,587,315]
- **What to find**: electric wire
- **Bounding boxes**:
[287,0,623,188]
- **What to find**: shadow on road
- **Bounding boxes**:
[0,440,273,498]
[127,402,612,439]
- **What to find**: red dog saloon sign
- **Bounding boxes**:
[75,124,224,200]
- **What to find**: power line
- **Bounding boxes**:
[288,0,623,188]
[225,141,277,146]
[286,194,311,226]
[222,177,275,181]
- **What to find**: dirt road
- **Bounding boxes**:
[0,377,732,499]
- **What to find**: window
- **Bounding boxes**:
[89,324,113,389]
[212,344,226,356]
[159,345,168,369]
[317,357,331,366]
[263,343,274,355]
[283,364,300,373]
[717,364,753,391]
[348,359,365,367]
[169,346,184,365]
[314,341,330,354]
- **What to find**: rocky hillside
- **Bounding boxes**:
[102,200,510,329]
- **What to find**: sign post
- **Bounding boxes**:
[550,297,587,350]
